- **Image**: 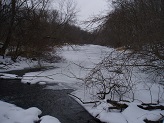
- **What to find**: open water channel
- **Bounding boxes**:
[0,69,102,123]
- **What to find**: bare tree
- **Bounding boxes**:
[57,0,78,25]
[0,0,50,58]
[0,0,16,56]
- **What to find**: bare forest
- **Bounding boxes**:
[0,0,164,123]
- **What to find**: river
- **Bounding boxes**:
[0,69,102,123]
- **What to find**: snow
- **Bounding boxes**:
[0,101,41,123]
[44,83,73,90]
[0,44,164,123]
[40,115,61,123]
[0,56,38,72]
[39,81,47,85]
[0,101,61,123]
[122,103,164,123]
[0,73,20,79]
[21,45,112,86]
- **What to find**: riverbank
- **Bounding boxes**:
[0,44,164,123]
[0,78,102,123]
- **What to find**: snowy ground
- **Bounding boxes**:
[0,101,61,123]
[0,56,38,72]
[0,44,164,123]
[21,45,111,86]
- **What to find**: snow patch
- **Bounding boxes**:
[0,73,19,79]
[40,115,61,123]
[0,101,41,123]
[0,101,61,123]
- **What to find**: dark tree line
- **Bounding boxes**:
[0,0,92,62]
[98,0,164,60]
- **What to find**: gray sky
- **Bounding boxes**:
[52,0,109,29]
[75,0,109,22]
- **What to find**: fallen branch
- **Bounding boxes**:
[144,119,163,123]
[107,99,128,112]
[138,105,164,110]
[142,103,158,106]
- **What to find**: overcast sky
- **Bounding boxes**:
[52,0,110,29]
[75,0,109,22]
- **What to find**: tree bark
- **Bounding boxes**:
[0,0,16,56]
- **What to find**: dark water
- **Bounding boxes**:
[0,78,101,123]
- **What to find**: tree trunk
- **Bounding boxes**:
[161,0,164,35]
[0,0,16,56]
[0,0,2,10]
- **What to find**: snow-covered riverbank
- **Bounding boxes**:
[0,44,164,123]
[0,101,61,123]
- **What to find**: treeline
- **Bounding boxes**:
[96,0,163,60]
[0,0,93,61]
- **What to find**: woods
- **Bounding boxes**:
[0,0,92,62]
[100,0,163,59]
[0,1,164,123]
